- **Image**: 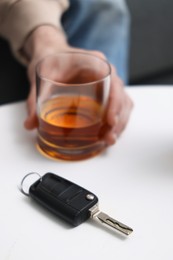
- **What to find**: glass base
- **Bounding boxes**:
[36,138,106,161]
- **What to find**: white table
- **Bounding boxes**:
[1,86,173,260]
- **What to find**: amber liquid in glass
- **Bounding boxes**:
[37,95,107,160]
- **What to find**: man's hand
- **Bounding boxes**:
[23,25,133,146]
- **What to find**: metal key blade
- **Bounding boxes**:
[90,205,133,236]
[97,212,133,235]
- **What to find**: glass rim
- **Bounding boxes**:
[36,51,111,87]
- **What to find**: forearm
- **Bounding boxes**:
[0,0,69,63]
[22,25,69,62]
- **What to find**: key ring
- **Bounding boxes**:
[20,172,42,196]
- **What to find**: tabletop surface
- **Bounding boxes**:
[0,86,173,260]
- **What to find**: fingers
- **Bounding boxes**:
[115,91,133,136]
[107,71,123,126]
[104,65,133,146]
[89,50,107,61]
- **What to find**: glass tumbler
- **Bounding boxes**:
[36,52,111,161]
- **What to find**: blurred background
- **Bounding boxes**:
[0,0,173,105]
[127,0,173,85]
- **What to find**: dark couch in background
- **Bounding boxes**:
[127,0,173,84]
[1,0,173,104]
[0,38,29,105]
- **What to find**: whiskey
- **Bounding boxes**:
[37,95,108,160]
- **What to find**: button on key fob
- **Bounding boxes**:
[20,172,133,236]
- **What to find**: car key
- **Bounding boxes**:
[20,172,133,236]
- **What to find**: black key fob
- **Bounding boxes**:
[29,173,98,226]
[20,172,133,235]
